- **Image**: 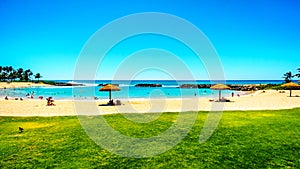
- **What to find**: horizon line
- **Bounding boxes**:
[44,79,288,81]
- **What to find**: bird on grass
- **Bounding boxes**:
[19,127,24,133]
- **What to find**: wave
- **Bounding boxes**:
[82,83,98,87]
[162,85,180,88]
[118,84,135,87]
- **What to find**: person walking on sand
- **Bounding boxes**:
[232,92,234,97]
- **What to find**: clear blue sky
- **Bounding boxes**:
[1,0,300,80]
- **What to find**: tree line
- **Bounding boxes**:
[283,68,300,83]
[0,66,42,82]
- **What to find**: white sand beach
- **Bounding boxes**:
[0,90,300,116]
[0,82,51,89]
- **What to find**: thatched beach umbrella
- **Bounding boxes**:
[210,84,231,101]
[99,84,120,100]
[281,82,300,97]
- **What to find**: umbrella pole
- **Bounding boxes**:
[109,90,112,100]
[290,89,292,97]
[219,90,221,101]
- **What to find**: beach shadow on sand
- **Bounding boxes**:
[98,104,123,106]
[98,104,114,106]
[209,99,235,102]
[98,100,122,106]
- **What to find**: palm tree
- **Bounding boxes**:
[0,66,2,81]
[17,68,24,81]
[23,69,33,82]
[0,66,11,81]
[2,66,8,74]
[34,73,42,82]
[283,71,293,83]
[295,68,300,78]
[8,66,13,73]
[6,66,15,82]
[1,72,7,81]
[0,66,42,82]
[8,70,18,82]
[28,71,33,81]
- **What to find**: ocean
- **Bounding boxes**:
[0,80,286,100]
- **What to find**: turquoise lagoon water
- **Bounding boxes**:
[0,80,285,100]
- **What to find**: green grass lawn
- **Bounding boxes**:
[1,109,300,168]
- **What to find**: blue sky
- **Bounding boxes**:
[1,0,300,80]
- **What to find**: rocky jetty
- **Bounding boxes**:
[179,83,259,91]
[229,85,258,91]
[55,82,84,86]
[135,84,162,87]
[179,84,212,88]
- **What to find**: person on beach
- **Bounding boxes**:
[5,96,8,100]
[108,99,114,106]
[232,92,234,97]
[46,97,55,106]
[31,91,35,99]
